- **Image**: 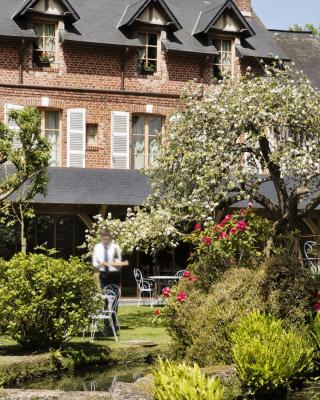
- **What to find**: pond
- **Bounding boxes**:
[288,383,320,399]
[13,363,151,392]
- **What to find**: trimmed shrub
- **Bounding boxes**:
[164,268,264,366]
[153,358,224,400]
[0,253,100,350]
[232,311,314,396]
[261,254,320,326]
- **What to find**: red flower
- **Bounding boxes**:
[219,232,228,240]
[183,271,191,279]
[230,227,238,235]
[162,287,171,297]
[236,220,248,231]
[222,214,232,224]
[314,302,320,312]
[153,310,161,316]
[194,223,202,232]
[190,275,200,282]
[203,236,212,246]
[177,291,187,302]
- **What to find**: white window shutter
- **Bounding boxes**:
[67,108,86,168]
[5,103,23,149]
[111,111,129,169]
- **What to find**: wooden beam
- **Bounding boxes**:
[303,217,320,235]
[77,213,93,230]
[99,205,108,219]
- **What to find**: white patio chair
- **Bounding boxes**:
[304,241,320,276]
[134,268,155,307]
[103,286,121,331]
[84,288,119,342]
[175,270,187,278]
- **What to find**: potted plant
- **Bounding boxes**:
[141,62,156,75]
[38,51,51,67]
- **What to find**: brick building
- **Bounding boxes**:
[0,0,318,290]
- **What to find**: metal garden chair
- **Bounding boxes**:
[304,241,320,276]
[133,268,155,306]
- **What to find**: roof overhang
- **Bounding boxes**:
[118,0,182,32]
[193,0,255,37]
[12,0,80,23]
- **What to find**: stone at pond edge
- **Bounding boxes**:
[111,375,153,400]
[0,389,112,399]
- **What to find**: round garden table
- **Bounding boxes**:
[148,275,180,306]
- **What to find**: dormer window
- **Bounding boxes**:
[213,38,234,79]
[33,22,57,65]
[138,32,159,75]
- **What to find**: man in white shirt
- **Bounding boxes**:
[92,230,122,289]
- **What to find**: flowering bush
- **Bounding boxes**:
[185,210,273,288]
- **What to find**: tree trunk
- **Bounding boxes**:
[20,220,27,254]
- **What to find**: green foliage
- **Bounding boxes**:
[261,254,320,326]
[147,66,320,234]
[187,210,273,286]
[153,358,224,400]
[310,313,320,365]
[163,268,264,366]
[290,23,320,37]
[232,312,314,395]
[0,253,100,350]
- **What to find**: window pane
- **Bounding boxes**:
[222,40,232,52]
[46,131,59,167]
[149,136,159,167]
[148,46,157,60]
[133,116,144,135]
[149,117,162,136]
[138,33,147,45]
[148,34,157,46]
[139,48,147,59]
[133,136,145,170]
[33,24,44,37]
[45,111,59,130]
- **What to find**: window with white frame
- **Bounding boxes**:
[132,115,163,169]
[138,32,159,74]
[42,110,60,166]
[86,124,98,146]
[33,22,57,65]
[213,38,234,79]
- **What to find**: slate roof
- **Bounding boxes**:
[0,0,287,58]
[13,0,80,22]
[192,0,255,36]
[236,12,289,60]
[30,168,150,206]
[270,30,320,89]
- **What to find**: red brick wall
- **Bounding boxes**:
[0,35,259,169]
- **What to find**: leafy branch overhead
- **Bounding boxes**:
[0,107,51,202]
[147,65,320,234]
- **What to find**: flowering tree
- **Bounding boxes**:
[148,66,320,234]
[85,206,181,257]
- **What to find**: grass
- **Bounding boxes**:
[0,304,170,387]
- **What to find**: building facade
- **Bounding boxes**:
[0,0,318,292]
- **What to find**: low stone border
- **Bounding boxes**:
[0,389,111,399]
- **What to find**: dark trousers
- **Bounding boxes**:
[99,270,120,335]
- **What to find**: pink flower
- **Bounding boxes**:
[230,227,238,235]
[190,275,200,282]
[219,232,228,240]
[222,214,232,224]
[183,271,191,279]
[153,310,161,316]
[177,291,187,302]
[194,223,202,232]
[216,224,223,230]
[236,220,248,231]
[248,201,254,208]
[162,287,171,297]
[314,302,320,312]
[317,290,320,298]
[203,236,212,246]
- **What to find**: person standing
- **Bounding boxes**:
[92,230,122,289]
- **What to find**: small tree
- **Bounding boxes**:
[147,66,320,235]
[290,23,320,37]
[0,107,51,252]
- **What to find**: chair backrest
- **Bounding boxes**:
[105,284,121,299]
[304,241,320,275]
[134,268,143,285]
[103,287,118,312]
[175,270,186,278]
